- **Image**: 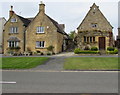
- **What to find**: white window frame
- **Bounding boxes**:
[36,41,45,48]
[11,18,17,22]
[10,27,18,33]
[8,41,19,47]
[36,27,44,33]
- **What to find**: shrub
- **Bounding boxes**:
[74,48,80,54]
[91,47,98,51]
[79,51,99,54]
[84,46,90,50]
[114,49,118,54]
[107,48,118,54]
[107,47,115,51]
[47,45,54,52]
[47,52,51,55]
[41,52,44,55]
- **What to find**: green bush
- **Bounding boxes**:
[91,47,98,51]
[107,47,115,51]
[107,48,118,54]
[41,52,44,55]
[47,45,54,52]
[79,51,99,54]
[47,52,51,55]
[84,46,90,50]
[74,48,81,54]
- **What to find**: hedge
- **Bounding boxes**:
[78,51,99,54]
[107,49,118,54]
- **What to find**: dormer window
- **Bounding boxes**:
[11,18,17,22]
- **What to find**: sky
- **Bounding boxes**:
[0,0,119,39]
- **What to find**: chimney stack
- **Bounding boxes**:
[39,1,45,13]
[9,6,14,17]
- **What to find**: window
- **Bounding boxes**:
[10,27,18,33]
[90,37,92,42]
[93,37,95,42]
[83,36,95,43]
[11,18,17,22]
[8,41,18,47]
[84,36,86,42]
[87,37,89,42]
[36,41,45,48]
[91,23,97,28]
[36,27,44,33]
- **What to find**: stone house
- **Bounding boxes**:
[0,17,6,53]
[75,3,114,50]
[3,2,69,54]
[3,6,31,54]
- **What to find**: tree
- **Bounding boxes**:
[68,31,75,39]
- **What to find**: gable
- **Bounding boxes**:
[77,3,113,32]
[26,11,66,35]
[4,14,24,27]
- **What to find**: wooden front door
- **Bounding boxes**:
[99,37,106,50]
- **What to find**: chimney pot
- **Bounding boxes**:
[9,5,14,18]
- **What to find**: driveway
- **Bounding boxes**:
[31,57,65,71]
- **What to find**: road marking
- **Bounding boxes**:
[0,81,16,84]
[1,70,119,73]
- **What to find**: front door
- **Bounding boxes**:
[99,37,106,50]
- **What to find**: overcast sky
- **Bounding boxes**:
[0,0,119,39]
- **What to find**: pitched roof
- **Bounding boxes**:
[77,3,113,29]
[26,17,34,21]
[7,37,20,42]
[17,15,31,27]
[46,15,68,35]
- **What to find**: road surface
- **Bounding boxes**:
[2,71,118,93]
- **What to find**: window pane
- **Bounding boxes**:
[93,37,95,42]
[36,41,45,47]
[87,37,89,42]
[84,36,86,42]
[90,37,92,42]
[11,18,17,22]
[41,41,45,47]
[36,41,40,47]
[36,27,44,33]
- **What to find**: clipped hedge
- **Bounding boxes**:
[74,48,99,54]
[107,47,115,51]
[107,49,118,54]
[79,51,99,54]
[91,47,98,51]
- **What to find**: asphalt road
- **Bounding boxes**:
[2,71,118,93]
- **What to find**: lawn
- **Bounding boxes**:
[64,57,119,70]
[1,57,49,69]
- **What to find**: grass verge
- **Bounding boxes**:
[1,57,49,69]
[64,57,118,70]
